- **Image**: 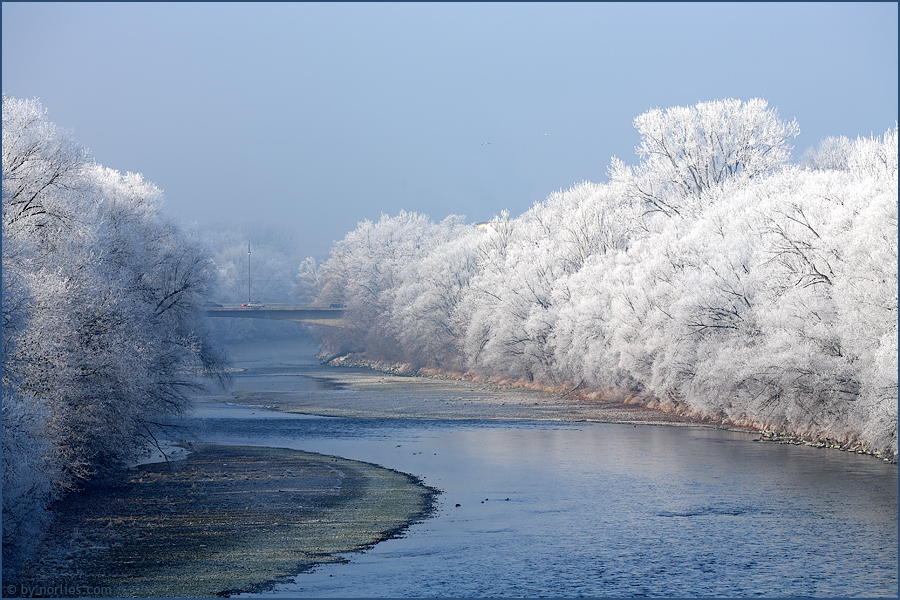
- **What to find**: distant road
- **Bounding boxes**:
[205,306,345,326]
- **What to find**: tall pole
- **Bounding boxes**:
[247,242,251,303]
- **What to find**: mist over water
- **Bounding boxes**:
[191,341,897,598]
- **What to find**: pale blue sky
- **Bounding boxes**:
[3,2,897,257]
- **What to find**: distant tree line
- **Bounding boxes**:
[312,99,898,460]
[2,96,228,568]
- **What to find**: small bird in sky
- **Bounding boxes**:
[481,141,491,145]
[542,131,550,136]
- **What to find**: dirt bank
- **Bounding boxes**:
[9,445,437,598]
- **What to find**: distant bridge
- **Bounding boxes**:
[205,306,345,327]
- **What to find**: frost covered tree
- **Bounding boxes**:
[603,127,897,448]
[294,256,323,305]
[389,227,481,369]
[316,211,468,360]
[801,124,898,177]
[2,96,228,568]
[2,96,91,232]
[609,98,799,217]
[460,183,641,383]
[800,135,854,171]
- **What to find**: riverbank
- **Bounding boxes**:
[319,352,896,464]
[225,352,732,429]
[8,444,437,598]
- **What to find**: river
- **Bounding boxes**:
[183,340,898,598]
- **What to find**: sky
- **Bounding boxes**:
[3,2,897,259]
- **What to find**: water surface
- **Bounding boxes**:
[187,341,897,598]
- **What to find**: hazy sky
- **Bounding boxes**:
[3,2,897,258]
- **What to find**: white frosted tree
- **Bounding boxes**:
[800,135,854,171]
[459,182,641,383]
[316,211,467,360]
[294,256,323,305]
[2,96,228,568]
[609,98,799,217]
[389,223,479,369]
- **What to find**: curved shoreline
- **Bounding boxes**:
[15,445,437,598]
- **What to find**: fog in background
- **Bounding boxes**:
[3,2,897,259]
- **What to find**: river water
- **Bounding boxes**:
[185,340,897,598]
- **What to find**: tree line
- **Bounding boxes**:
[2,96,228,567]
[312,99,898,461]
